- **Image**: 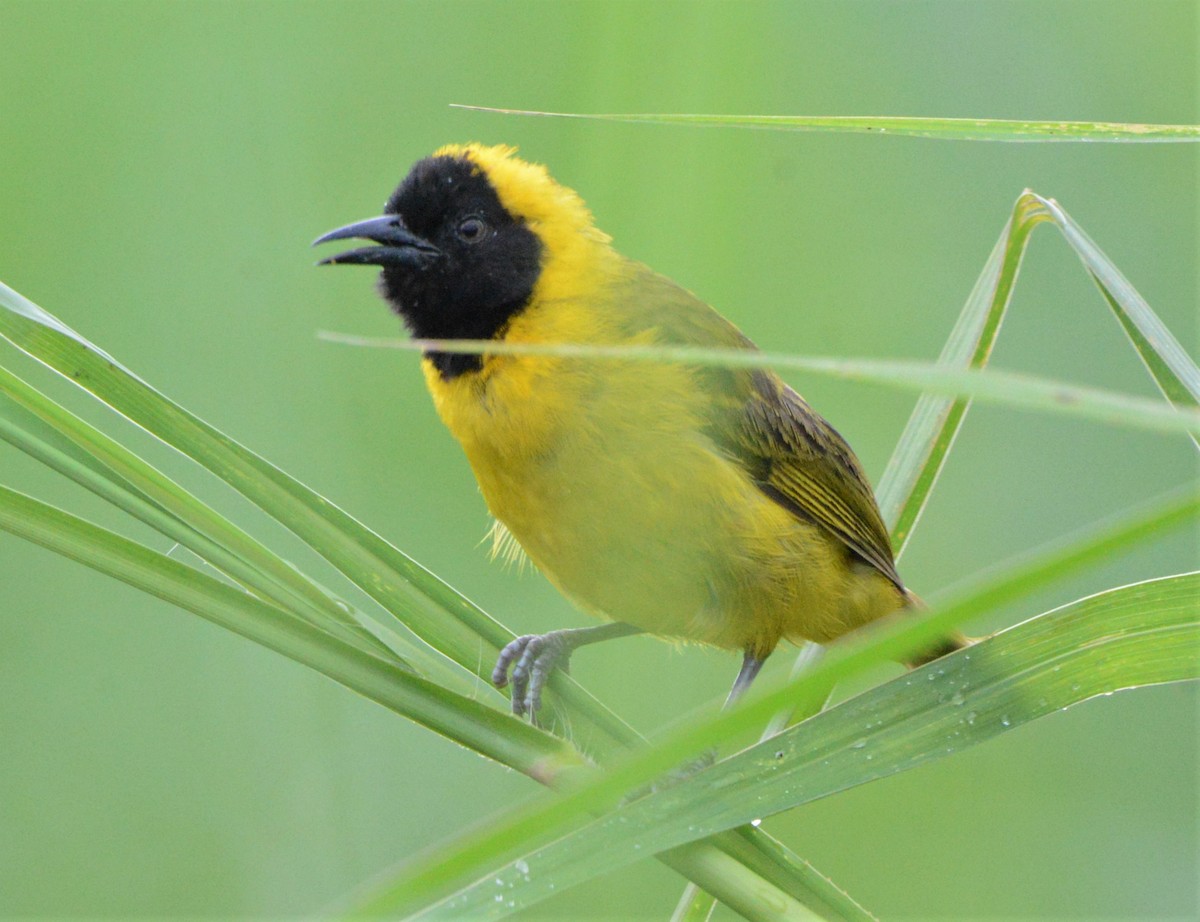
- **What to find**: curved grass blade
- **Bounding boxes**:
[7,177,1190,912]
[0,484,583,780]
[675,184,1196,917]
[0,388,511,699]
[750,198,1039,897]
[877,193,1049,552]
[1037,196,1200,451]
[410,570,1199,919]
[452,107,1200,142]
[0,362,427,673]
[880,188,1200,558]
[348,487,1199,918]
[0,283,501,675]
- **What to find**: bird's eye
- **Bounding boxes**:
[457,216,488,243]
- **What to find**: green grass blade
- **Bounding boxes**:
[348,487,1198,918]
[0,362,426,671]
[0,396,253,586]
[669,829,876,922]
[452,107,1200,142]
[0,388,136,488]
[656,844,827,922]
[322,333,1200,439]
[0,411,836,920]
[7,178,1194,916]
[0,430,851,922]
[879,189,1200,554]
[1036,196,1200,442]
[780,202,1040,918]
[874,188,1200,558]
[670,884,715,922]
[751,199,1039,913]
[876,194,1048,552]
[751,227,1194,907]
[412,570,1199,919]
[769,188,1194,918]
[0,483,584,780]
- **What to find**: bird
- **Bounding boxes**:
[315,143,965,718]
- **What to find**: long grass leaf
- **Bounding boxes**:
[0,290,638,751]
[319,334,1200,439]
[1036,195,1200,451]
[451,107,1200,142]
[715,192,1044,919]
[876,194,1048,551]
[0,484,583,779]
[349,487,1198,917]
[0,362,425,670]
[0,413,844,920]
[694,184,1192,917]
[412,571,1199,919]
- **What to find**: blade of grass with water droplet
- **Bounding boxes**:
[427,569,1199,920]
[348,488,1198,918]
[321,335,1200,439]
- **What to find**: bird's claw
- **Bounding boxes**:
[492,631,574,717]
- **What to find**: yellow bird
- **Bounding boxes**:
[316,143,964,717]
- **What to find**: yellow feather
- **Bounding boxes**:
[484,518,529,571]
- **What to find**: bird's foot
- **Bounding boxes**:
[492,630,576,718]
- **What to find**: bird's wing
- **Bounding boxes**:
[613,261,902,590]
[728,371,904,590]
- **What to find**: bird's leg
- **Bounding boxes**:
[724,650,767,709]
[493,622,642,717]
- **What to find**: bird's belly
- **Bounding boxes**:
[465,423,902,656]
[476,434,723,624]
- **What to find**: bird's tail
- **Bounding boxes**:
[901,589,975,668]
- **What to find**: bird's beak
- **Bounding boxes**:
[312,215,442,268]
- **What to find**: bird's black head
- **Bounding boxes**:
[315,153,543,378]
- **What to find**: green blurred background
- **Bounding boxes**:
[0,1,1195,918]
